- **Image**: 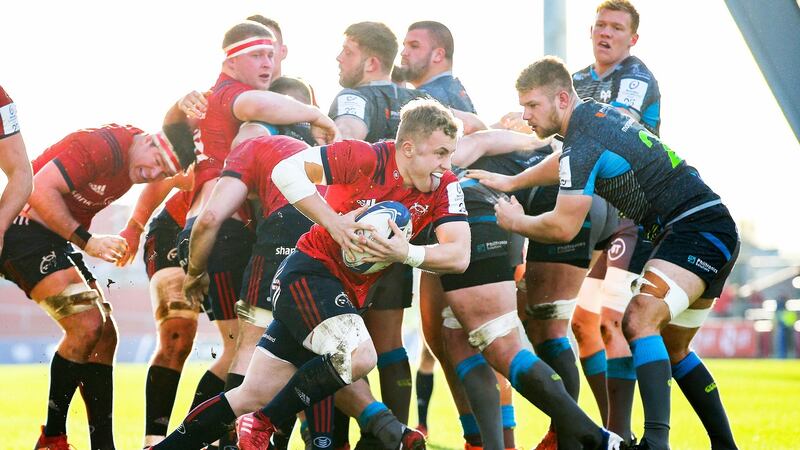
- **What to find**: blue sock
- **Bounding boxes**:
[501,405,516,428]
[459,413,482,445]
[456,354,503,449]
[376,347,411,423]
[673,352,737,449]
[607,356,636,441]
[357,401,388,429]
[581,349,609,426]
[535,337,579,400]
[631,335,671,449]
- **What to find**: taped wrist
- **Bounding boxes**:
[404,244,425,267]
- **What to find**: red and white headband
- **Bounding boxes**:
[224,37,274,59]
[152,131,181,174]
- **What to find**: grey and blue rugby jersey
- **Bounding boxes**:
[329,80,425,142]
[418,71,477,114]
[572,56,660,135]
[559,100,720,239]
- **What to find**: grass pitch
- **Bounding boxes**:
[2,359,797,449]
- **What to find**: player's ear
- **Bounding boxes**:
[399,139,415,157]
[432,47,445,64]
[629,33,639,47]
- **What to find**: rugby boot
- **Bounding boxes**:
[399,427,426,449]
[236,411,275,450]
[34,425,72,450]
[600,428,624,450]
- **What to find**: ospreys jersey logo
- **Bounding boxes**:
[559,154,572,188]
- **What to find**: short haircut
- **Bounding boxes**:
[596,0,640,34]
[269,77,313,105]
[397,98,461,143]
[344,22,398,73]
[222,21,273,49]
[162,122,197,171]
[515,56,573,95]
[408,21,454,60]
[246,15,283,43]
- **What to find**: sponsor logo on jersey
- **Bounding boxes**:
[600,89,612,102]
[88,183,107,195]
[337,94,367,120]
[446,182,466,214]
[617,78,648,110]
[559,155,572,188]
[0,103,20,135]
[167,247,178,262]
[262,334,276,343]
[356,199,376,208]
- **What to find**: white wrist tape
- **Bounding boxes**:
[271,147,325,204]
[404,244,425,267]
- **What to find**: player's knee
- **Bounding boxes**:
[599,313,622,341]
[622,296,660,340]
[571,311,598,342]
[306,314,372,384]
[466,311,522,353]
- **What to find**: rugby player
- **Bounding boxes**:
[0,122,195,450]
[489,57,739,450]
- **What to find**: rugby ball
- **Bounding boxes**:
[343,201,413,274]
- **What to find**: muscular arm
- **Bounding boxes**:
[334,115,369,140]
[465,147,562,192]
[452,110,487,135]
[0,133,33,237]
[496,193,592,243]
[452,129,550,168]
[27,162,83,242]
[423,221,471,273]
[186,177,248,276]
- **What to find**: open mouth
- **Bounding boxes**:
[430,172,442,191]
[598,41,611,49]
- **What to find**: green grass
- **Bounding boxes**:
[3,359,798,449]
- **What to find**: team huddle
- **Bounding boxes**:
[1,1,741,450]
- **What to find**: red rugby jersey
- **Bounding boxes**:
[222,135,329,219]
[298,139,467,308]
[0,86,20,139]
[31,124,142,228]
[198,73,253,163]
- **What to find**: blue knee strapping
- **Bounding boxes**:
[672,351,702,380]
[376,347,408,369]
[631,335,669,368]
[607,356,636,380]
[357,401,388,428]
[455,353,488,381]
[509,349,539,389]
[582,349,607,376]
[459,414,480,436]
[534,337,572,361]
[501,405,516,428]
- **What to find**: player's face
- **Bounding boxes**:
[130,136,178,183]
[591,9,638,68]
[337,38,367,88]
[404,129,456,193]
[401,29,434,84]
[519,88,563,139]
[230,48,275,90]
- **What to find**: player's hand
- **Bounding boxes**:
[183,271,210,306]
[497,111,533,134]
[465,169,517,192]
[310,114,342,144]
[178,90,210,120]
[85,234,129,263]
[494,196,525,233]
[115,226,142,267]
[360,219,409,264]
[324,205,373,260]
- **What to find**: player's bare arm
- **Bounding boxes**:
[117,170,194,266]
[233,90,341,144]
[27,162,128,262]
[334,114,369,141]
[0,132,33,249]
[453,129,549,168]
[466,148,561,192]
[362,219,470,274]
[495,193,591,243]
[183,177,249,304]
